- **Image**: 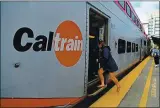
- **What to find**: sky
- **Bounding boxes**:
[131,1,159,23]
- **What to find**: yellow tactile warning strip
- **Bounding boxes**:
[139,59,154,107]
[90,57,151,107]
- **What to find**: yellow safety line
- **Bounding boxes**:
[90,57,151,107]
[139,59,154,107]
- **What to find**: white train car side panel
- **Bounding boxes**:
[1,1,87,98]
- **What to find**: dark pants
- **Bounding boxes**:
[154,56,159,65]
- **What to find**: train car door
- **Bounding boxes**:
[86,3,110,95]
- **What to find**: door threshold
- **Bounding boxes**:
[88,85,107,97]
[87,77,99,87]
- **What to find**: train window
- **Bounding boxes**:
[135,17,137,24]
[137,20,140,28]
[136,44,138,52]
[126,3,131,17]
[131,12,135,23]
[118,39,126,54]
[127,41,131,53]
[144,41,146,46]
[140,25,143,31]
[118,1,125,9]
[132,43,135,52]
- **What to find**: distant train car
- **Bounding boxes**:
[1,1,148,107]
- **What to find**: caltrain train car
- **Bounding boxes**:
[1,1,148,107]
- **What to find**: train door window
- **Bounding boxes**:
[118,39,126,54]
[132,43,135,52]
[136,44,138,52]
[144,41,146,46]
[127,41,131,53]
[126,3,131,17]
[118,1,125,9]
[88,8,108,83]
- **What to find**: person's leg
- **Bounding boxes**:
[109,72,121,92]
[155,56,159,67]
[154,56,158,67]
[97,68,105,87]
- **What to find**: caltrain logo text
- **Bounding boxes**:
[13,20,83,67]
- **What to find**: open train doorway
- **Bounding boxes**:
[88,8,109,85]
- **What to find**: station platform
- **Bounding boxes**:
[89,56,159,107]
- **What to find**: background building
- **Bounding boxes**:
[147,11,159,48]
[142,23,148,35]
[148,11,159,38]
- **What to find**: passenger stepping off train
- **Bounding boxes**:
[97,40,121,92]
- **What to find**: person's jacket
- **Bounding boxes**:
[99,46,118,72]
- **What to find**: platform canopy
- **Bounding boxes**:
[151,36,160,47]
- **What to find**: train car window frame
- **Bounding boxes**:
[132,43,135,52]
[127,41,131,53]
[118,1,125,9]
[126,2,131,17]
[118,39,126,54]
[136,44,138,52]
